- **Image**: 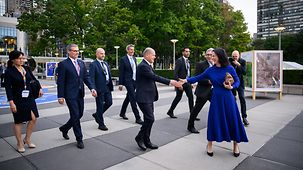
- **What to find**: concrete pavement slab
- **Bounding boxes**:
[0,139,21,162]
[106,156,169,170]
[0,157,36,170]
[254,137,303,169]
[275,124,303,142]
[25,138,134,170]
[139,137,248,170]
[288,111,303,128]
[235,156,302,170]
[244,119,284,136]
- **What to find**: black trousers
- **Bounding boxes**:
[120,81,140,119]
[188,94,211,128]
[233,86,247,119]
[95,89,113,126]
[168,83,193,113]
[62,97,84,142]
[136,103,154,143]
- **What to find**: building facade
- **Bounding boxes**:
[0,0,29,55]
[257,0,303,39]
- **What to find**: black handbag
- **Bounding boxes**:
[27,67,41,99]
[30,79,41,99]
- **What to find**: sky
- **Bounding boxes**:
[227,0,257,37]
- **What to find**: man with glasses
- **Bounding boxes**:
[187,48,214,133]
[167,47,194,119]
[57,44,97,149]
[230,50,249,126]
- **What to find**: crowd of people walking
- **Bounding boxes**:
[4,44,249,157]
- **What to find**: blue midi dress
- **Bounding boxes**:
[187,65,248,143]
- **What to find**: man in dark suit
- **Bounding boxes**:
[118,44,143,124]
[57,44,97,149]
[187,48,214,133]
[167,47,194,118]
[135,47,180,151]
[89,48,114,131]
[230,50,249,126]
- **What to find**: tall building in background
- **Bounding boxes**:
[0,0,32,56]
[257,0,303,39]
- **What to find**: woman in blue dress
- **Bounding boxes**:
[181,48,248,157]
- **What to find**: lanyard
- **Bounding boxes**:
[20,67,27,89]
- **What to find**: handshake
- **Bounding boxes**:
[169,79,188,89]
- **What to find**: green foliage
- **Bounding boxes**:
[283,70,303,85]
[252,30,303,65]
[17,0,252,66]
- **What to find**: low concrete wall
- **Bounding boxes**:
[283,84,303,95]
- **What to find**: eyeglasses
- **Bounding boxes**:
[70,50,79,52]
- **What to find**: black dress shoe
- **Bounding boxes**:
[145,142,158,149]
[120,114,128,120]
[187,127,200,134]
[92,113,98,123]
[135,136,146,151]
[98,125,108,131]
[167,112,177,118]
[135,119,144,125]
[59,127,69,140]
[77,141,84,149]
[243,118,249,126]
[195,118,200,121]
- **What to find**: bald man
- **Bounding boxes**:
[89,48,114,131]
[135,47,181,151]
[230,50,249,126]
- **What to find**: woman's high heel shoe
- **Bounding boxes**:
[17,146,25,153]
[23,139,36,148]
[233,145,240,157]
[206,145,213,157]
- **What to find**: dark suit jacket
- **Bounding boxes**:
[174,57,190,80]
[89,60,113,93]
[194,60,212,98]
[57,58,94,99]
[230,58,246,88]
[119,55,137,86]
[135,60,170,103]
[5,66,41,101]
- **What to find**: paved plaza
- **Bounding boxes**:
[0,80,303,170]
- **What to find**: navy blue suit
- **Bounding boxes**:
[119,55,141,120]
[57,58,94,142]
[135,60,170,143]
[89,60,113,126]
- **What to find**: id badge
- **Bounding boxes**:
[22,90,30,98]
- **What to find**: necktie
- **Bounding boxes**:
[101,61,109,83]
[186,59,190,78]
[74,60,80,75]
[129,57,136,80]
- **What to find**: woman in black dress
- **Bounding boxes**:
[5,50,43,153]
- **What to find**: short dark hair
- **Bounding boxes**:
[182,47,190,52]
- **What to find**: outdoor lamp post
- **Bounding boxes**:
[275,26,285,50]
[55,52,59,62]
[170,39,178,69]
[114,46,120,69]
[79,50,84,60]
